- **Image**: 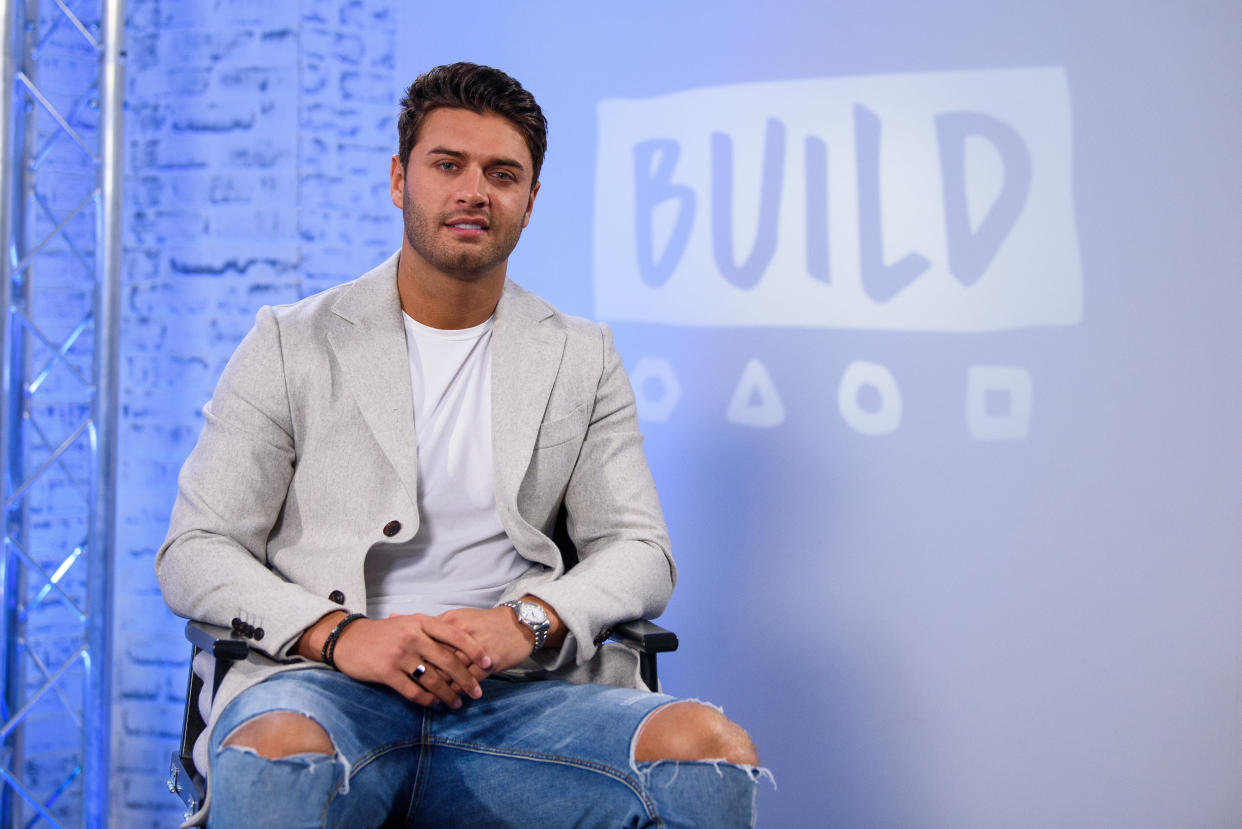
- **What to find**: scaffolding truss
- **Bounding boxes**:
[0,0,122,826]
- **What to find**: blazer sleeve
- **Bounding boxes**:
[523,322,677,671]
[155,306,344,660]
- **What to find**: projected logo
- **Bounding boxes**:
[594,67,1080,439]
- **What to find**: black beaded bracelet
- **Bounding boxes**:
[321,612,366,670]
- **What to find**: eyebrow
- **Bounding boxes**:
[426,147,525,171]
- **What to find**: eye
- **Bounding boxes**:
[436,160,458,172]
[492,169,517,182]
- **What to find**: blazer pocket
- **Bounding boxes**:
[534,403,590,449]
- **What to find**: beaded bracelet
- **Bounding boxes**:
[321,612,366,670]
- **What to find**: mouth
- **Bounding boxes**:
[445,217,489,236]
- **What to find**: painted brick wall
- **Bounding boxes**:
[116,1,397,824]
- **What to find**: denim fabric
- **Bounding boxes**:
[208,669,763,828]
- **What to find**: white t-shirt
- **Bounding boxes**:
[363,313,530,618]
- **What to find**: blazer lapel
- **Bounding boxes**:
[327,253,421,514]
[491,281,566,557]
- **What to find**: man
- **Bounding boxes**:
[157,63,762,827]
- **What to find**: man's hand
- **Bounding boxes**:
[296,612,492,709]
[438,597,567,675]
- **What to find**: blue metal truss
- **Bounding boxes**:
[0,0,122,826]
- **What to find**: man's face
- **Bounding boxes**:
[391,107,539,282]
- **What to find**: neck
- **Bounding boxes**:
[395,241,506,329]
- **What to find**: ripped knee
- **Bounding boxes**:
[634,701,758,766]
[220,711,334,759]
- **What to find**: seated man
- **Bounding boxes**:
[157,62,764,828]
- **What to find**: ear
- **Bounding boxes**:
[389,155,405,209]
[521,180,540,228]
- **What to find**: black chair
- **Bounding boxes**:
[165,509,679,819]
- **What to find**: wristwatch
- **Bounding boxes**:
[501,600,550,652]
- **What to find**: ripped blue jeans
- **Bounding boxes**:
[208,668,767,828]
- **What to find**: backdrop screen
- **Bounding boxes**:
[398,3,1241,825]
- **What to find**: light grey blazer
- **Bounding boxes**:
[156,252,676,755]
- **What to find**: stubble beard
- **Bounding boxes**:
[402,189,524,282]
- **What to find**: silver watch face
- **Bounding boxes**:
[518,602,548,627]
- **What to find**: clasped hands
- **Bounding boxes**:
[297,602,557,710]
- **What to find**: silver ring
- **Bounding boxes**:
[410,664,426,682]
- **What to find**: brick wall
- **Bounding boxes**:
[115,1,397,824]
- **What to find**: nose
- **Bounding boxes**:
[455,166,488,206]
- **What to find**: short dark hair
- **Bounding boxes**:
[397,63,548,184]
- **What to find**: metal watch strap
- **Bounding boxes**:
[501,600,548,652]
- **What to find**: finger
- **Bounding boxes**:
[417,641,483,701]
[396,616,485,698]
[388,669,440,708]
[421,617,493,670]
[414,666,466,705]
[409,662,463,696]
[430,665,465,696]
[404,658,464,708]
[401,661,460,708]
[455,648,490,681]
[438,664,483,696]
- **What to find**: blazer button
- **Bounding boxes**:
[253,627,265,641]
[231,617,242,632]
[383,520,401,537]
[329,590,345,604]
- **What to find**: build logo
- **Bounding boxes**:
[593,67,1081,441]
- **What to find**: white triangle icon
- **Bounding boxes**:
[726,359,786,428]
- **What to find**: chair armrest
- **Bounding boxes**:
[184,620,251,662]
[609,620,677,692]
[171,621,252,813]
[610,619,678,654]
